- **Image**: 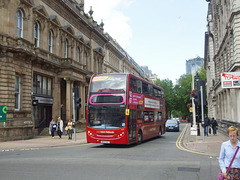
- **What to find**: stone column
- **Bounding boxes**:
[65,79,72,121]
[90,39,94,72]
[80,83,86,122]
[53,78,61,120]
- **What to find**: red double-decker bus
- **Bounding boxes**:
[86,73,166,145]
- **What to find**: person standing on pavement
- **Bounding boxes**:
[49,119,57,138]
[57,117,63,139]
[211,117,218,135]
[219,126,240,179]
[204,114,211,136]
[66,119,73,140]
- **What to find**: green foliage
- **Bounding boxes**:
[197,65,207,82]
[153,65,207,119]
[155,79,174,119]
[174,74,192,117]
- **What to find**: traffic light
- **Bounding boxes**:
[73,87,81,109]
[193,92,200,106]
[76,97,81,109]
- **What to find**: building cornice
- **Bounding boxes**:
[20,0,33,8]
[228,62,240,72]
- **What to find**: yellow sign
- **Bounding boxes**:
[189,107,193,112]
[92,76,110,82]
[126,109,129,116]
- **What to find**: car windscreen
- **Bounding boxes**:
[166,120,177,124]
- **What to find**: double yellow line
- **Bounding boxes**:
[176,124,217,156]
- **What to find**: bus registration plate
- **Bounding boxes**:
[101,141,110,144]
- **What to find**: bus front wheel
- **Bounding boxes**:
[137,130,143,144]
[158,127,162,137]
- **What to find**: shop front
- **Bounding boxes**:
[33,96,53,133]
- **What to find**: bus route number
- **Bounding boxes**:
[126,109,130,116]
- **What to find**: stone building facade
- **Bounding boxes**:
[204,0,240,128]
[0,0,147,141]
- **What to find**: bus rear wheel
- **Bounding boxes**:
[137,130,143,144]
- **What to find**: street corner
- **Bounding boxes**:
[179,124,223,156]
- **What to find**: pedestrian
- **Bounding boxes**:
[219,126,240,180]
[49,119,57,138]
[211,117,218,135]
[57,117,63,138]
[204,114,210,136]
[65,119,73,140]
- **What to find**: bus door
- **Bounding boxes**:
[128,109,136,143]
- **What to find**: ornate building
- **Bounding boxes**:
[204,0,240,127]
[0,0,147,140]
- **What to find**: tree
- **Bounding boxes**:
[196,65,208,113]
[197,65,207,82]
[173,74,192,117]
[153,64,207,120]
[155,78,175,119]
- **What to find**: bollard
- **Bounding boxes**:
[197,124,200,136]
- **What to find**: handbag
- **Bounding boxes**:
[217,172,224,180]
[217,146,240,180]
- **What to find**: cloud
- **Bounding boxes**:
[84,0,136,48]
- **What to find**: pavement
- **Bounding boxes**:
[0,123,229,155]
[182,123,229,156]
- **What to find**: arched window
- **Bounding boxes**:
[34,21,40,47]
[17,10,23,38]
[48,30,53,53]
[76,47,80,62]
[64,39,68,58]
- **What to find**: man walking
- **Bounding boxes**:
[204,114,210,136]
[211,117,218,135]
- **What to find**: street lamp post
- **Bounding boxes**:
[190,72,199,135]
[200,86,205,142]
[195,73,200,136]
[191,73,196,129]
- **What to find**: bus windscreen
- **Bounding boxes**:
[90,74,127,93]
[88,106,126,129]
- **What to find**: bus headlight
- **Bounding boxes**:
[88,131,93,136]
[119,132,124,137]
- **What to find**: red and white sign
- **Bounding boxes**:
[221,72,240,88]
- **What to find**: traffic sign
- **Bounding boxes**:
[0,105,7,122]
[189,107,193,112]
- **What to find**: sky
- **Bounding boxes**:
[84,0,209,83]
